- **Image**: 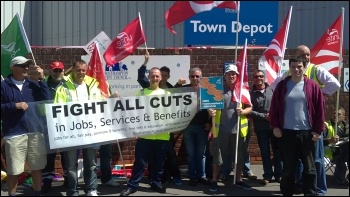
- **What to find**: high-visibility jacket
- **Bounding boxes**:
[54,74,103,103]
[213,109,249,138]
[286,63,325,88]
[324,121,335,159]
[136,88,170,141]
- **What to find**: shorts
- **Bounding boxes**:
[5,132,47,175]
[218,132,245,165]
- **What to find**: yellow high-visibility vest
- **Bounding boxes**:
[213,109,249,138]
[324,121,335,159]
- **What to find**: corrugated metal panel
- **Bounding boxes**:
[39,1,184,48]
[279,1,349,49]
[2,1,348,49]
[1,1,27,32]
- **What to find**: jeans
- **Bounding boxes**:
[183,124,209,179]
[279,129,317,196]
[256,129,282,180]
[64,148,97,196]
[242,129,252,176]
[295,139,327,195]
[42,152,66,185]
[127,138,169,189]
[99,143,113,183]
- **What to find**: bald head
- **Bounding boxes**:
[296,45,311,63]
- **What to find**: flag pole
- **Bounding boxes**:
[233,38,247,185]
[17,13,37,66]
[334,7,344,136]
[234,1,240,63]
[138,12,148,51]
[279,6,292,76]
[115,139,129,182]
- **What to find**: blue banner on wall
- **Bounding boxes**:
[184,1,278,46]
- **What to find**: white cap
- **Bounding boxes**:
[10,56,33,67]
[224,63,239,74]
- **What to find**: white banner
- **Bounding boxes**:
[81,55,191,97]
[44,92,197,149]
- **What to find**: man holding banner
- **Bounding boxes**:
[1,56,50,196]
[120,67,170,196]
[54,60,103,196]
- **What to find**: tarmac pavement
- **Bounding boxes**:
[1,165,349,196]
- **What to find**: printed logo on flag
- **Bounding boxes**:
[326,28,340,45]
[1,42,16,53]
[116,32,133,48]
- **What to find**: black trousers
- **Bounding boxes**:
[278,129,317,196]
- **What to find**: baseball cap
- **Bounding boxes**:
[10,56,33,67]
[224,63,239,74]
[50,61,64,70]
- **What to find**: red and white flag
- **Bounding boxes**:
[259,6,292,85]
[104,17,146,65]
[233,39,251,106]
[87,42,110,98]
[310,14,343,75]
[165,1,239,34]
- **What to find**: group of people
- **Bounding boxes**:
[1,43,348,197]
[1,58,120,196]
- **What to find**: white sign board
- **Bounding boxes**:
[82,55,191,96]
[258,59,289,76]
[344,68,349,92]
[84,31,112,55]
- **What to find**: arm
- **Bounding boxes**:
[312,83,326,135]
[316,66,341,96]
[250,110,268,120]
[137,51,150,89]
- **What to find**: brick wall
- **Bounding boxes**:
[26,47,349,172]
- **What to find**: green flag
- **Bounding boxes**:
[1,13,32,77]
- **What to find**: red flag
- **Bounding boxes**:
[233,39,251,106]
[87,42,110,98]
[310,14,343,75]
[259,6,292,85]
[104,17,146,65]
[165,1,239,34]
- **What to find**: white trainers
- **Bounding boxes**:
[86,190,98,196]
[103,179,120,187]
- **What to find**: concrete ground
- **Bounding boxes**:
[1,165,349,196]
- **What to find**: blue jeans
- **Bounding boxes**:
[127,138,169,189]
[99,144,112,183]
[242,129,252,176]
[256,129,282,180]
[295,139,327,196]
[64,148,97,196]
[183,124,209,179]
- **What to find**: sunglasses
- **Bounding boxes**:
[254,75,264,79]
[13,64,29,68]
[190,75,200,79]
[52,69,63,73]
